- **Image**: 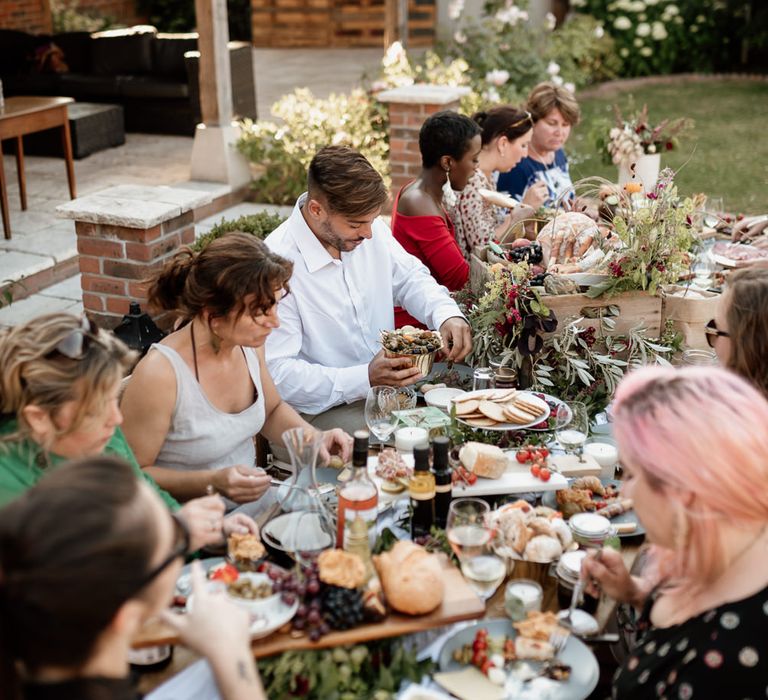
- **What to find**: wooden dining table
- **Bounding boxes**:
[0,96,77,239]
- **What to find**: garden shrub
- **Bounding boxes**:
[192,212,287,252]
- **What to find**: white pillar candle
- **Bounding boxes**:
[394,427,429,453]
[583,442,619,478]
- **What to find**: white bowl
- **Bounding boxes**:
[424,387,466,411]
[225,572,280,615]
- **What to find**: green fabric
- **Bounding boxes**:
[0,420,180,511]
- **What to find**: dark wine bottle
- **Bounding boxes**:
[432,436,452,529]
[409,443,435,538]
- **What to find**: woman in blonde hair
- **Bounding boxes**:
[120,232,352,515]
[582,366,768,697]
[0,312,256,549]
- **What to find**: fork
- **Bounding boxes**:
[548,628,569,657]
[558,578,584,631]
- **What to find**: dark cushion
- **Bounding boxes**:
[59,73,124,98]
[0,29,37,74]
[1,72,61,95]
[91,27,156,76]
[121,76,189,99]
[53,32,92,74]
[153,33,197,81]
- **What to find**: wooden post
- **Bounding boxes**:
[384,0,398,49]
[194,0,233,126]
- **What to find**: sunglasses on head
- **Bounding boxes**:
[47,316,99,360]
[506,111,534,131]
[133,513,191,593]
[704,319,730,348]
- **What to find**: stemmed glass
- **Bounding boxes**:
[692,254,716,289]
[446,498,505,600]
[555,401,589,462]
[703,196,724,229]
[365,386,399,451]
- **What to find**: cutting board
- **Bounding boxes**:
[450,451,568,497]
[549,453,602,478]
[132,554,485,658]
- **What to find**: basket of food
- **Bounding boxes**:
[380,326,443,377]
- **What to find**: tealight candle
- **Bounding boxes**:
[394,427,429,454]
[583,441,619,478]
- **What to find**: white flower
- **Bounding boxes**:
[383,41,407,66]
[665,4,679,15]
[495,5,523,26]
[634,37,643,47]
[674,15,683,24]
[696,14,705,22]
[448,0,464,20]
[453,30,467,44]
[370,79,388,92]
[483,87,501,102]
[640,46,653,56]
[485,69,510,86]
[547,61,561,76]
[651,21,668,40]
[690,25,698,33]
[551,75,564,86]
[610,127,621,138]
[636,22,651,36]
[544,12,556,30]
[647,144,656,153]
[594,25,605,38]
[645,0,659,5]
[614,16,632,30]
[564,82,576,93]
[620,47,630,57]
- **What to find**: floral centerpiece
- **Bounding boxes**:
[596,104,692,167]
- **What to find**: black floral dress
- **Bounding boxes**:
[612,584,768,699]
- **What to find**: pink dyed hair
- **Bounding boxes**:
[613,366,768,589]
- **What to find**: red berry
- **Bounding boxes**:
[530,465,541,478]
[539,468,551,482]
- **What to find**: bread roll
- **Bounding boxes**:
[524,535,563,563]
[459,442,508,479]
[373,541,444,615]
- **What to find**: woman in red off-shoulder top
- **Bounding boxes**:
[392,110,481,328]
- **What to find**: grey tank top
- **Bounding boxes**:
[150,343,266,472]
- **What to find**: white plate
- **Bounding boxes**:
[452,390,550,432]
[424,387,467,410]
[711,242,768,268]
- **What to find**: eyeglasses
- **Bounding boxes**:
[133,513,191,592]
[506,111,534,131]
[704,318,730,348]
[47,315,99,360]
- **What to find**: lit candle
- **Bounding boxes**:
[583,442,619,478]
[394,427,429,454]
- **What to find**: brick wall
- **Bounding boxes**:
[75,0,143,26]
[0,0,52,34]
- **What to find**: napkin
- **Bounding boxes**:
[433,668,506,700]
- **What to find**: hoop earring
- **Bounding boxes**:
[442,168,457,208]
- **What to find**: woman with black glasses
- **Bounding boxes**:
[706,267,768,397]
[0,312,257,550]
[0,455,265,700]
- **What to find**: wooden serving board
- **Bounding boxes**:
[132,554,485,659]
[549,453,602,478]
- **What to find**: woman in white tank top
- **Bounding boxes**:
[120,233,352,517]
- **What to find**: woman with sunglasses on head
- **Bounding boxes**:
[392,111,481,328]
[120,233,352,515]
[581,366,768,698]
[0,455,265,700]
[451,106,548,257]
[0,313,255,549]
[705,266,768,397]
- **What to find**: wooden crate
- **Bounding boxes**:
[469,246,663,337]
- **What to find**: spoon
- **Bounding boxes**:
[558,578,584,631]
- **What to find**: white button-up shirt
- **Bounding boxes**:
[264,194,464,415]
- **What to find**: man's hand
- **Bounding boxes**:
[522,181,548,210]
[319,428,353,465]
[439,317,472,362]
[368,349,423,387]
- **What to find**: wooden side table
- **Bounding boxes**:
[0,96,77,239]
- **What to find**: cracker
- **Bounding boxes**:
[488,389,518,403]
[464,417,498,427]
[478,400,507,423]
[503,404,535,424]
[454,399,480,416]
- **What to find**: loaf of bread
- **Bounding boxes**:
[373,541,444,615]
[459,442,508,479]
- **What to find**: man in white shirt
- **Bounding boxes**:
[264,146,472,431]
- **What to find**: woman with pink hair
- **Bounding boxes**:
[582,366,768,698]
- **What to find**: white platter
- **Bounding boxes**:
[452,390,550,432]
[451,450,567,496]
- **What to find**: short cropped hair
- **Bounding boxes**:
[307,146,389,218]
[526,82,581,126]
[419,110,481,168]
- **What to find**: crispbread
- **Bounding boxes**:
[488,389,518,403]
[454,399,480,416]
[503,404,536,424]
[464,417,498,427]
[453,391,487,403]
[478,400,507,423]
[514,397,545,415]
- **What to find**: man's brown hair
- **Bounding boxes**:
[526,82,581,126]
[307,146,388,218]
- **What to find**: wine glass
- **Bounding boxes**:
[365,386,399,450]
[703,196,724,229]
[556,401,589,462]
[446,499,504,600]
[692,254,716,289]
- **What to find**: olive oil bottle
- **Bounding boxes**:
[432,436,452,529]
[409,443,435,538]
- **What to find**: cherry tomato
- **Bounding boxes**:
[481,659,493,676]
[209,563,239,584]
[537,447,550,458]
[530,465,541,478]
[472,638,488,652]
[467,472,478,485]
[516,450,530,463]
[472,651,487,667]
[539,467,551,482]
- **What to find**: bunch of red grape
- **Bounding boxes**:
[266,561,330,642]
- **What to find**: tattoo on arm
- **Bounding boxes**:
[237,659,252,682]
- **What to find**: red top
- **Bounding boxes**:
[391,184,469,328]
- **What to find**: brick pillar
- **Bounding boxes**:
[376,85,471,197]
[56,185,212,329]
